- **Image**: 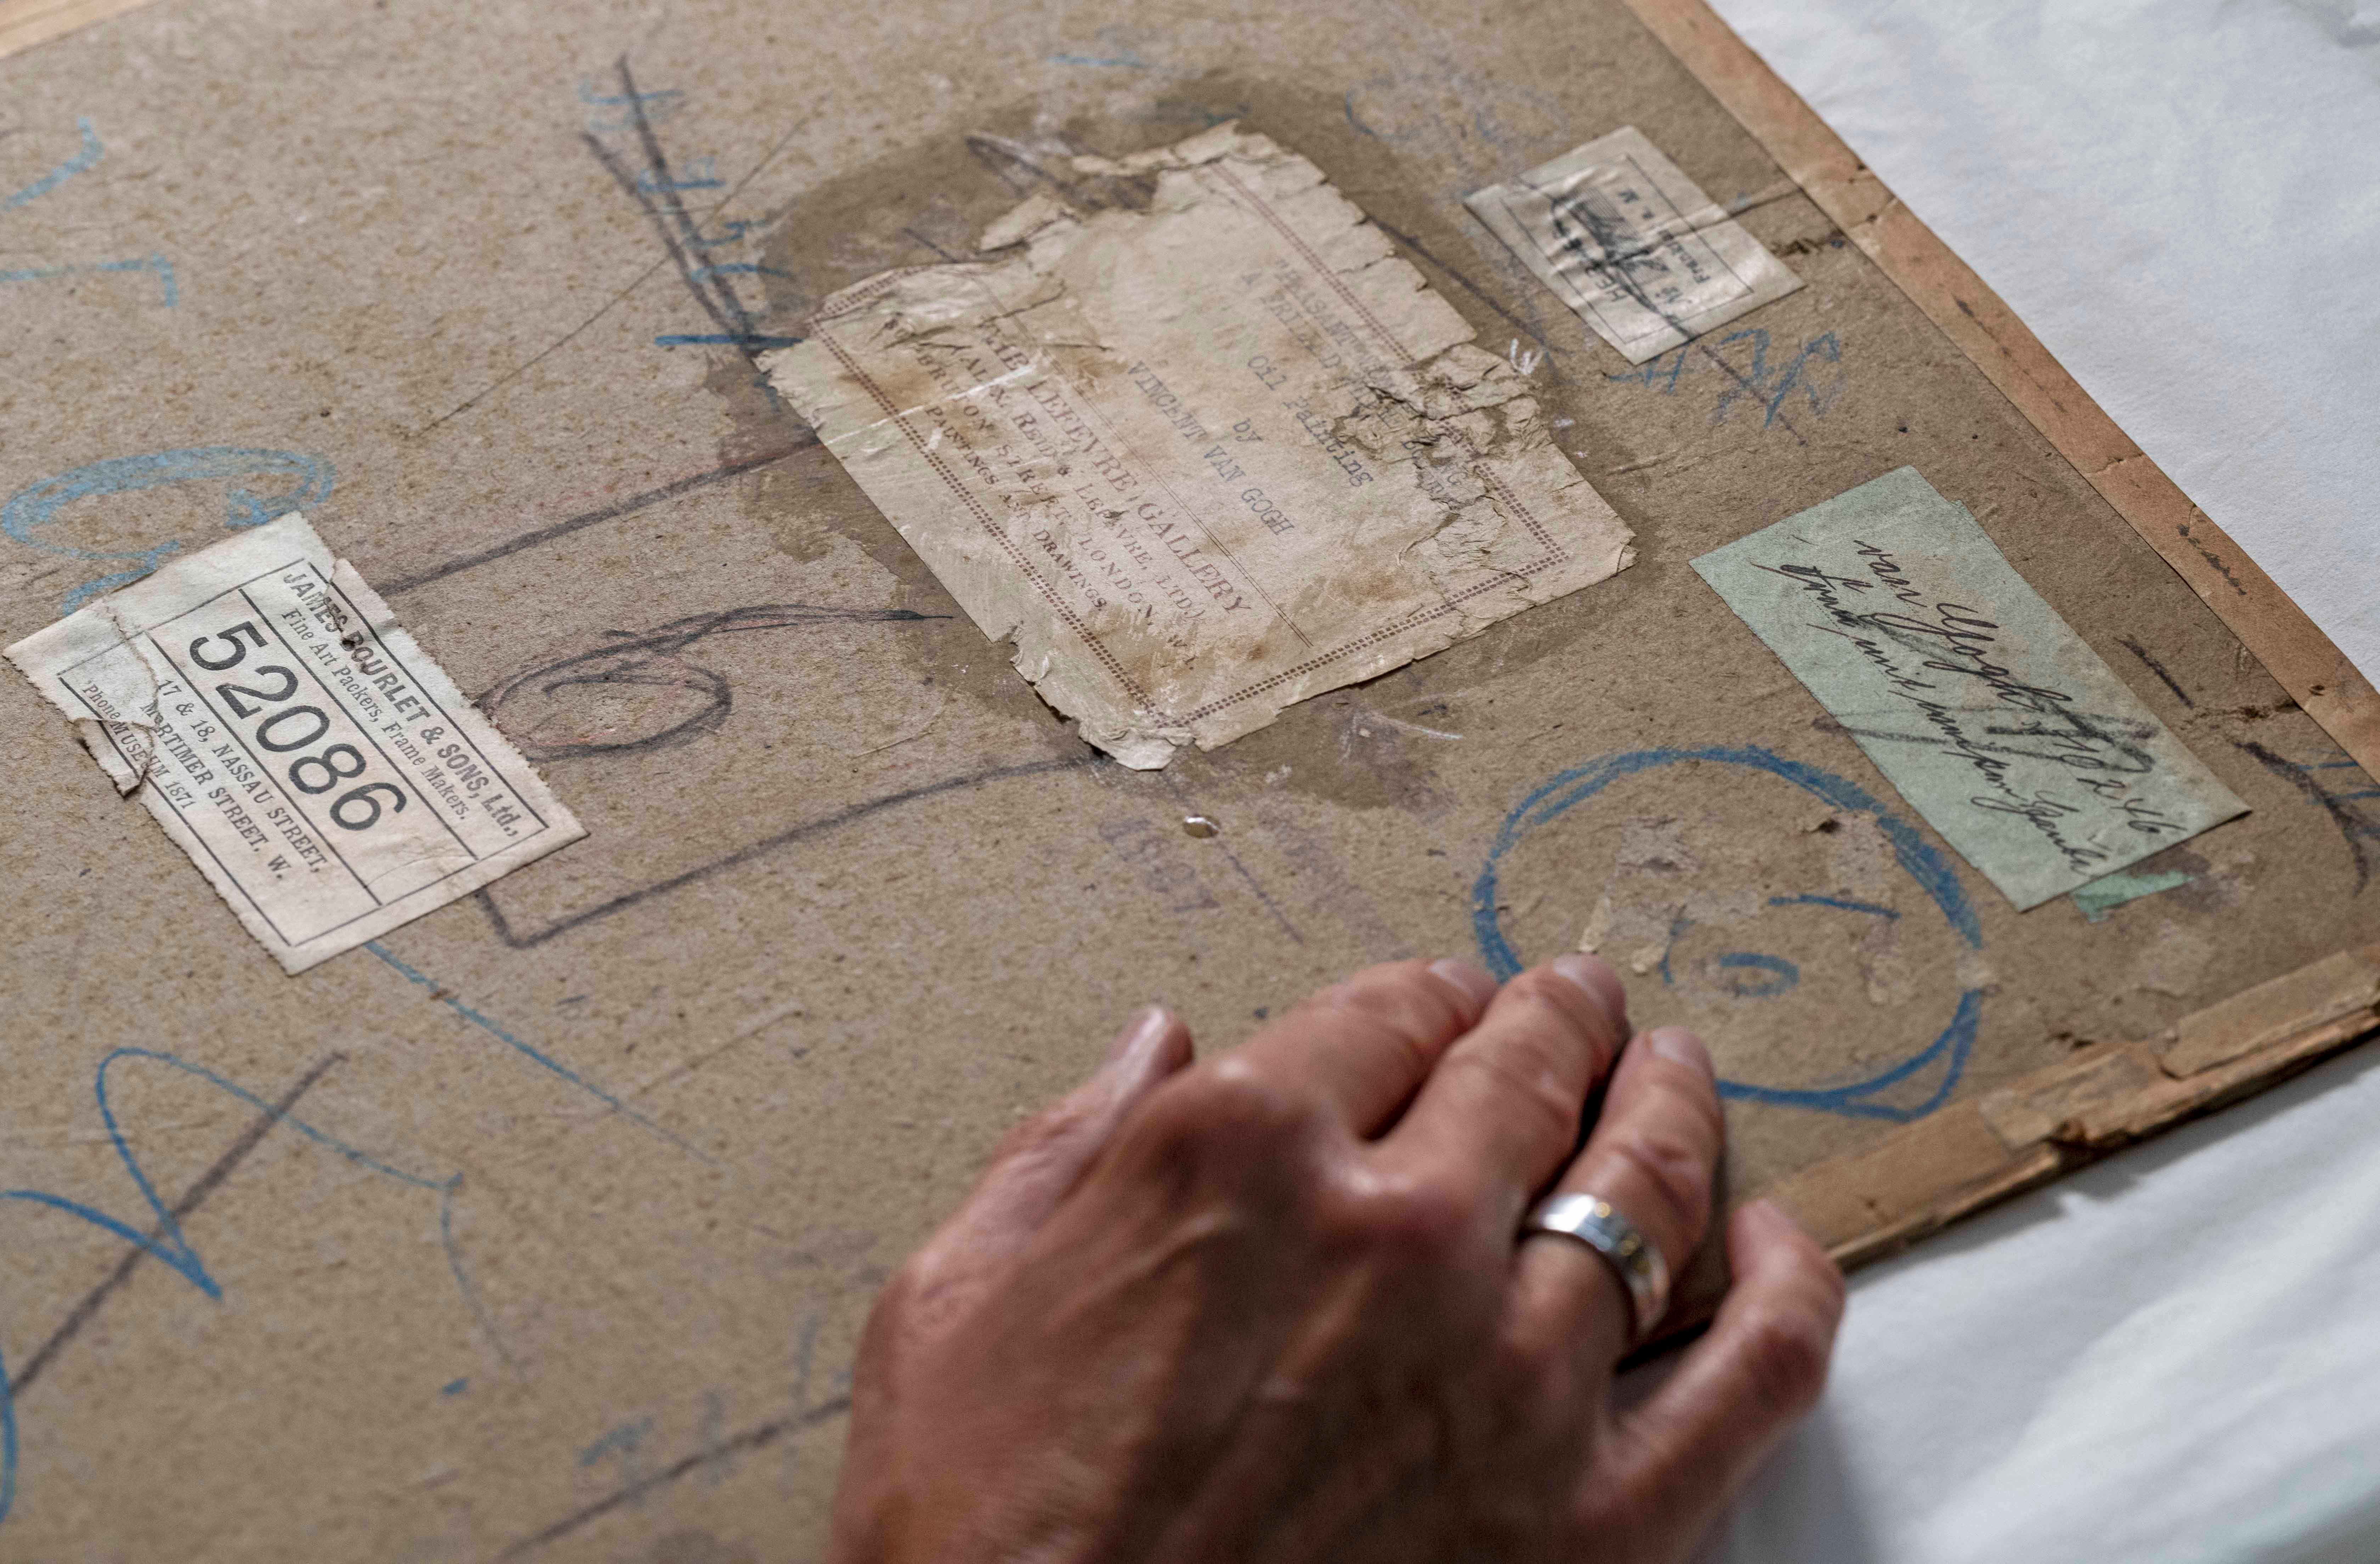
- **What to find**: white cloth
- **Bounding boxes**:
[1700,1045,2380,1563]
[1705,0,2380,686]
[1679,4,2380,1557]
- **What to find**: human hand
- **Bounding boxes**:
[827,954,1845,1563]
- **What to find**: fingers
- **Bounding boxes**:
[1232,957,1502,1135]
[943,1006,1195,1255]
[1590,1201,1845,1551]
[1380,954,1630,1207]
[1510,1025,1724,1366]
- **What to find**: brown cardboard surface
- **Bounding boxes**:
[5,0,2379,1556]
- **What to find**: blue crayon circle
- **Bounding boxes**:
[1473,745,1984,1123]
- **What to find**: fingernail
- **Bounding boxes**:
[1550,952,1628,1028]
[1649,1026,1713,1079]
[1106,1005,1171,1067]
[1428,956,1501,1009]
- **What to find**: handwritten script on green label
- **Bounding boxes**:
[1692,468,2246,910]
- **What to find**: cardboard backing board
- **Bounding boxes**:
[2,0,2375,1557]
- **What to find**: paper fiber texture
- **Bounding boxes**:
[1692,468,2247,909]
[1466,125,1802,365]
[5,515,582,971]
[764,124,1634,768]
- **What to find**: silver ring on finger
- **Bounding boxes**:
[1519,1192,1670,1342]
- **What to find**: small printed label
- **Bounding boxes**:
[7,514,583,971]
[1466,126,1802,365]
[1691,468,2247,909]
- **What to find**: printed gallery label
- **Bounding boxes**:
[7,514,583,971]
[765,124,1635,769]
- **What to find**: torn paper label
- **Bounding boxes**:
[763,124,1634,768]
[5,515,583,972]
[1466,126,1802,365]
[1691,467,2248,910]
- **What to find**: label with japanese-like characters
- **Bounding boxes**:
[1467,126,1802,365]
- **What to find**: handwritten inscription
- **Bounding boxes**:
[1694,468,2246,909]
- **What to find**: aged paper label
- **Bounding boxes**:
[6,515,583,972]
[1692,467,2247,910]
[1466,126,1802,365]
[764,124,1634,768]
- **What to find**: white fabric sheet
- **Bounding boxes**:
[1673,4,2380,1557]
[1700,1045,2380,1563]
[1705,0,2380,686]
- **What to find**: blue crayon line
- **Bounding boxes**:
[1473,745,1982,1121]
[1718,988,1984,1122]
[1716,951,1801,998]
[0,255,176,307]
[1766,892,1900,920]
[363,942,714,1163]
[0,1048,510,1527]
[91,254,176,306]
[653,333,800,348]
[3,119,101,211]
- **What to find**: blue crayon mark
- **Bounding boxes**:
[1609,348,1692,396]
[1608,329,1847,430]
[0,254,176,308]
[684,220,754,251]
[637,157,722,195]
[1716,952,1800,998]
[0,1048,506,1528]
[654,333,800,349]
[579,1417,653,1467]
[1474,746,1983,1121]
[364,942,714,1163]
[1738,330,1843,429]
[1654,909,1691,989]
[1767,891,1899,920]
[579,81,686,135]
[92,253,176,306]
[1,447,333,612]
[690,262,794,282]
[3,119,101,211]
[442,1378,470,1398]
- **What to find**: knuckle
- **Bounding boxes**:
[1134,1061,1318,1163]
[1737,1305,1836,1413]
[1603,1128,1716,1235]
[872,1249,944,1331]
[1446,1033,1585,1141]
[988,1094,1091,1167]
[1336,1170,1477,1262]
[1503,970,1612,1049]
